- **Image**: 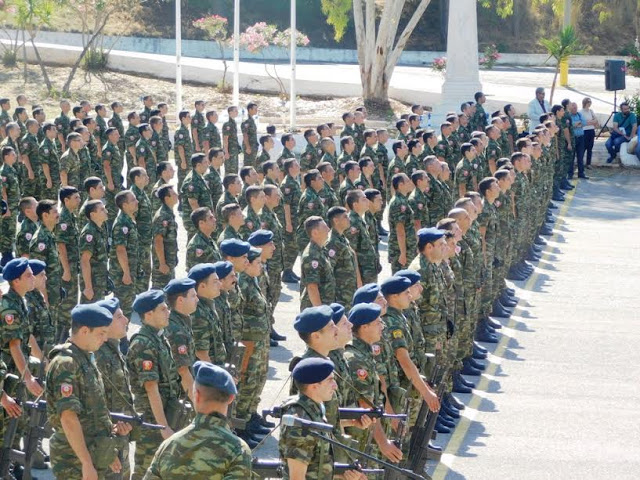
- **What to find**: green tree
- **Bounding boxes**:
[15,0,55,90]
[322,0,434,107]
[540,25,585,103]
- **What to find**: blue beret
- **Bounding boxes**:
[247,246,262,262]
[213,261,233,280]
[2,258,29,282]
[292,357,334,385]
[188,263,217,282]
[220,239,251,257]
[28,259,46,276]
[381,276,412,296]
[395,269,421,286]
[248,229,274,247]
[132,290,165,314]
[348,302,382,326]
[330,303,345,322]
[71,304,112,327]
[163,278,196,295]
[352,283,380,306]
[417,227,445,248]
[294,305,334,333]
[97,298,120,314]
[193,361,237,395]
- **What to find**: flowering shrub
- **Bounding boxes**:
[627,49,640,77]
[479,44,501,70]
[192,15,228,42]
[431,56,446,75]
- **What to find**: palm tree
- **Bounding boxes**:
[540,26,585,104]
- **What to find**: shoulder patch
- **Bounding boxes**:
[142,360,153,371]
[60,383,73,397]
[4,314,14,325]
[392,329,403,339]
[177,345,187,354]
[85,234,93,243]
[311,260,319,269]
[37,242,46,251]
[357,368,368,380]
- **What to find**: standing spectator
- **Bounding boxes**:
[605,102,637,163]
[569,103,588,179]
[581,97,598,169]
[527,87,551,128]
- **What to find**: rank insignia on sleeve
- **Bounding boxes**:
[61,383,73,397]
[392,330,403,339]
[142,360,153,371]
[178,345,187,354]
[357,369,368,380]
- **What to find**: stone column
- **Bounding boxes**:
[435,0,482,120]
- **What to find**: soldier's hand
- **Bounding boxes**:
[344,470,367,480]
[83,287,95,301]
[424,387,441,412]
[398,252,407,266]
[181,160,187,170]
[1,393,22,418]
[379,439,403,463]
[27,169,34,180]
[122,272,133,285]
[46,179,52,189]
[224,152,230,160]
[113,421,133,436]
[82,462,99,480]
[159,263,170,275]
[107,182,115,192]
[246,146,252,155]
[352,414,373,429]
[62,269,71,282]
[25,376,43,397]
[285,223,293,233]
[108,456,122,474]
[161,426,175,440]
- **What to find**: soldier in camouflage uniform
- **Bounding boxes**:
[192,100,207,153]
[279,358,363,480]
[127,290,183,480]
[152,185,179,289]
[204,110,221,149]
[79,200,110,303]
[186,207,222,270]
[277,133,298,170]
[144,361,252,479]
[54,101,72,152]
[300,129,320,174]
[408,170,430,230]
[205,147,225,208]
[103,127,125,226]
[164,278,199,406]
[425,156,450,227]
[150,115,168,169]
[281,158,302,282]
[219,239,250,345]
[94,104,109,150]
[40,122,61,200]
[108,101,126,156]
[434,122,457,177]
[0,146,20,265]
[110,190,139,318]
[217,204,245,244]
[180,152,213,240]
[0,98,12,140]
[14,197,37,258]
[326,206,360,310]
[261,184,285,314]
[124,111,141,173]
[151,162,175,213]
[344,190,378,284]
[236,246,271,440]
[28,200,62,326]
[26,259,56,352]
[223,106,241,174]
[300,217,335,310]
[56,187,81,342]
[388,173,417,273]
[477,177,501,325]
[485,125,502,175]
[215,174,241,238]
[95,298,136,480]
[241,102,259,168]
[336,136,356,187]
[19,119,41,198]
[454,143,479,197]
[471,92,488,131]
[317,162,339,209]
[136,123,156,187]
[188,264,226,365]
[296,170,328,252]
[46,303,130,479]
[174,110,193,191]
[239,185,265,240]
[128,167,153,294]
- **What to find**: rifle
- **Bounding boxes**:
[407,366,448,475]
[262,405,406,422]
[224,344,248,431]
[109,412,165,430]
[0,375,26,479]
[251,458,384,478]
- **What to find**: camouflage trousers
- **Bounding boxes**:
[132,428,164,480]
[105,436,131,480]
[243,150,257,169]
[480,263,495,317]
[151,265,175,290]
[266,263,283,321]
[135,243,152,294]
[41,180,61,203]
[58,267,79,342]
[177,164,188,192]
[80,271,109,304]
[390,253,415,275]
[225,153,239,174]
[50,432,111,480]
[236,339,269,421]
[455,291,480,368]
[105,188,120,226]
[20,167,40,199]
[113,275,136,319]
[0,211,17,253]
[359,258,379,285]
[181,216,197,243]
[282,230,298,271]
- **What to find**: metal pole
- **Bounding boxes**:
[233,0,240,107]
[289,0,296,132]
[175,0,182,117]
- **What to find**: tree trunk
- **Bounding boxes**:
[549,65,559,104]
[62,21,108,95]
[30,37,52,91]
[22,29,27,83]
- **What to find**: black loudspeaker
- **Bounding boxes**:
[605,59,626,91]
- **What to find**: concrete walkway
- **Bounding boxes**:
[429,168,640,480]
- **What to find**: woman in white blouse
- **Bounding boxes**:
[581,97,599,169]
